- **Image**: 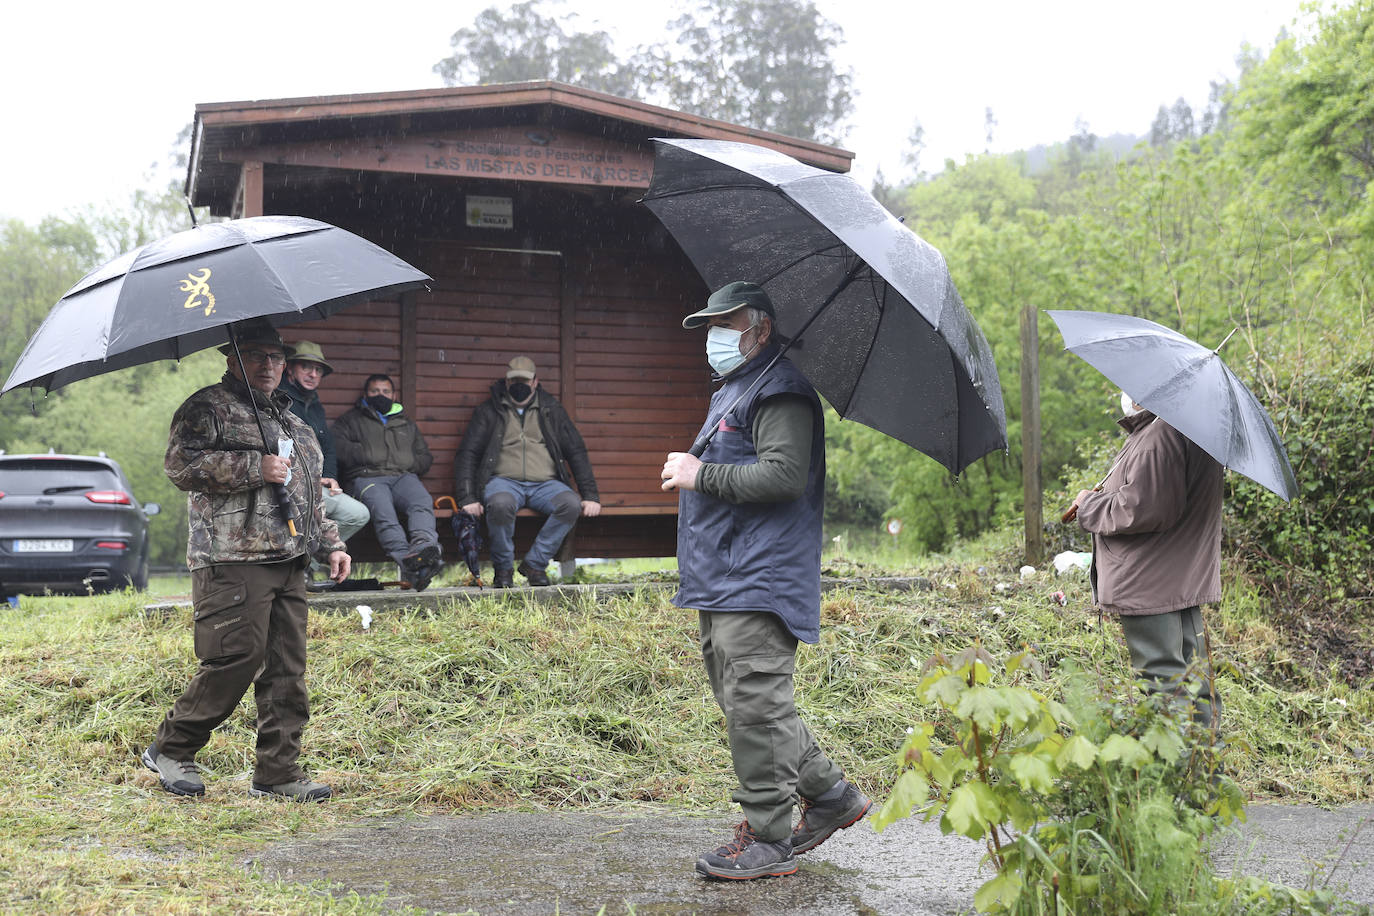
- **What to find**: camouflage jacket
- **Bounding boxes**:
[165,373,345,570]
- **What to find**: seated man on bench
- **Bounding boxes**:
[333,373,443,591]
[454,356,600,587]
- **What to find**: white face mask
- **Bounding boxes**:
[706,325,750,375]
[1120,390,1145,417]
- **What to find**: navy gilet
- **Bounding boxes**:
[672,345,826,643]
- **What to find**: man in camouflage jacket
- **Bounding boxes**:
[142,319,349,803]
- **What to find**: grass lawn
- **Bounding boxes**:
[1,530,1369,912]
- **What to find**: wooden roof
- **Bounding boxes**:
[186,81,854,215]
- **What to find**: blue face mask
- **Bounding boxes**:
[706,326,751,376]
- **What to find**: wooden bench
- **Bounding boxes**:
[341,498,679,575]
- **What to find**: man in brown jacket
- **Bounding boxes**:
[1068,394,1224,728]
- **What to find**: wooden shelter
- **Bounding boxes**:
[185,81,854,562]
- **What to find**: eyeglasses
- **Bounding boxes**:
[242,349,286,366]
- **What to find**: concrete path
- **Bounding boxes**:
[250,803,1373,915]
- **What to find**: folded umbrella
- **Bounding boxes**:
[642,139,1005,475]
[1047,309,1297,501]
[436,496,484,586]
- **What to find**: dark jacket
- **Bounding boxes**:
[331,399,433,484]
[1076,411,1224,615]
[278,377,337,480]
[454,382,600,505]
[671,345,826,643]
[165,373,343,570]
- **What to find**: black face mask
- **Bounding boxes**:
[507,382,533,403]
[365,394,394,413]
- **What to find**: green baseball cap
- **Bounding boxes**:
[682,281,776,329]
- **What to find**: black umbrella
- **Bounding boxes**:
[2,214,432,534]
[642,138,1006,475]
[1047,310,1297,501]
[436,496,484,586]
[3,215,430,394]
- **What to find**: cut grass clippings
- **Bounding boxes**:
[1,532,1370,913]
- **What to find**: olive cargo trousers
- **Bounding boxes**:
[699,610,844,843]
[1118,605,1220,729]
[154,557,311,785]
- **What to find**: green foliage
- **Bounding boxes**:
[0,184,216,567]
[434,0,854,144]
[432,0,640,96]
[651,0,853,144]
[1226,354,1374,625]
[874,645,1353,915]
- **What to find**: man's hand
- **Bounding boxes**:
[462,501,484,517]
[328,550,351,582]
[321,477,342,495]
[661,452,702,491]
[262,454,291,484]
[581,500,602,517]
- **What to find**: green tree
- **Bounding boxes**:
[637,0,853,143]
[433,0,640,96]
[1232,1,1374,248]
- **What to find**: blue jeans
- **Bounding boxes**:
[483,477,580,570]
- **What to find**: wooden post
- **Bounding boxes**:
[1021,305,1044,567]
[399,290,418,412]
[236,161,263,218]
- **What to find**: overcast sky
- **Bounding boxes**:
[0,0,1304,226]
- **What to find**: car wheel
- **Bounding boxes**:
[132,557,149,591]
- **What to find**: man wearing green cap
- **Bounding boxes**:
[661,281,871,881]
[280,341,371,589]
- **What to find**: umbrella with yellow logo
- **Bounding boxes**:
[1,215,429,395]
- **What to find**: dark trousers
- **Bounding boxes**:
[154,558,310,785]
[350,473,440,565]
[699,610,843,842]
[1118,605,1220,729]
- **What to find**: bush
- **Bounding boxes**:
[873,645,1357,915]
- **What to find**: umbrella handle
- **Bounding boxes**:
[1061,485,1103,524]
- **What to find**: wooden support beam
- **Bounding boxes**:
[400,290,418,409]
[237,161,263,218]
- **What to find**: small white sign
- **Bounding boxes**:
[466,195,514,229]
[886,519,903,536]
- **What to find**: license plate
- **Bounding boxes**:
[15,539,74,553]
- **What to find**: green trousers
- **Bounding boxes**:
[154,557,311,785]
[1118,605,1220,729]
[699,610,843,842]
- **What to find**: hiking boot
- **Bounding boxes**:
[142,743,205,797]
[249,778,332,802]
[792,779,873,854]
[401,546,442,592]
[695,820,797,880]
[517,559,551,587]
[493,567,514,588]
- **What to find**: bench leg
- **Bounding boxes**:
[556,525,576,580]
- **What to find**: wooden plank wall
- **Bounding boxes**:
[282,239,710,558]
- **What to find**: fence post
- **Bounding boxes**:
[1021,305,1044,566]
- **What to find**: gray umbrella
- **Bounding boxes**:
[642,138,1006,476]
[1047,309,1297,500]
[2,215,430,395]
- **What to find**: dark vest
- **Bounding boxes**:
[672,347,826,643]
